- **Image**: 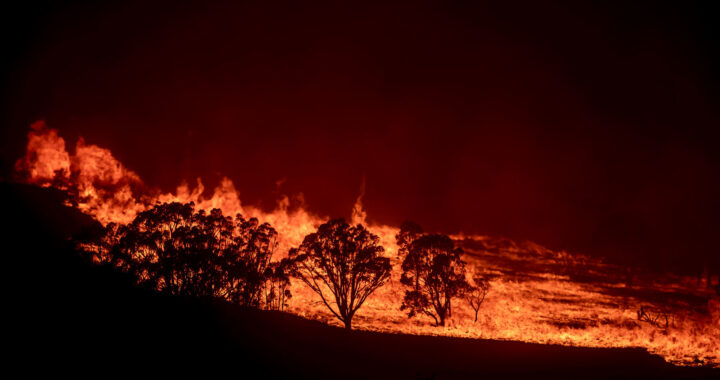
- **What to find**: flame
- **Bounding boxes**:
[15,120,71,185]
[14,123,720,367]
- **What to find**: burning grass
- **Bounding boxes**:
[13,122,720,367]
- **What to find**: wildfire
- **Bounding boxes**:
[14,122,720,367]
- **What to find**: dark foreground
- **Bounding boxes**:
[3,183,718,379]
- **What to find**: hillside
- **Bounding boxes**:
[2,182,718,379]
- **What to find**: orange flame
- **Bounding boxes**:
[14,123,720,367]
[15,120,71,185]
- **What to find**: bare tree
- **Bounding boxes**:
[465,274,490,323]
[637,305,671,329]
[289,219,391,330]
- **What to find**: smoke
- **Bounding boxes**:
[351,175,367,226]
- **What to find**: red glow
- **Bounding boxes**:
[14,123,720,367]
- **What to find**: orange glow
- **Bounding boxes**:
[14,122,720,367]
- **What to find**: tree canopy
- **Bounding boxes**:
[289,218,391,330]
[398,226,468,327]
[77,202,287,307]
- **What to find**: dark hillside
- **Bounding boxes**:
[2,182,717,379]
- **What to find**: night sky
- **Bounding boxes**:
[2,1,719,272]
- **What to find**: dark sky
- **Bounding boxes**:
[2,1,719,271]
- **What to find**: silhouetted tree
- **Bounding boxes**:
[289,219,391,330]
[263,258,293,311]
[117,203,228,297]
[223,216,278,306]
[396,221,424,292]
[637,305,671,329]
[400,233,468,326]
[465,274,490,323]
[75,221,124,266]
[76,202,279,305]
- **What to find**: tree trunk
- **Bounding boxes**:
[344,319,352,330]
[437,310,446,326]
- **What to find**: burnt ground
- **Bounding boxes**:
[3,182,719,379]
